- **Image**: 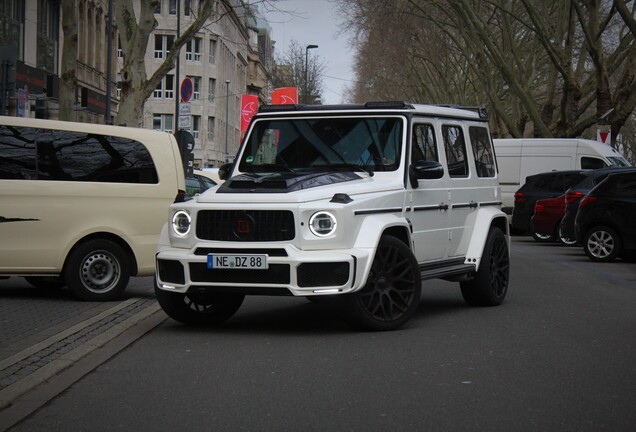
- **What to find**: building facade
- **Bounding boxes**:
[1,0,274,169]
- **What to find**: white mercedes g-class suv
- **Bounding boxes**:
[155,102,510,330]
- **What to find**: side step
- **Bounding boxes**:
[419,261,476,281]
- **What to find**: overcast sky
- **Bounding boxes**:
[263,0,355,104]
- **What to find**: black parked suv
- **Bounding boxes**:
[560,167,636,244]
[512,170,587,235]
[575,171,636,262]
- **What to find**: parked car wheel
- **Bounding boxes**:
[558,221,577,246]
[155,284,245,326]
[584,226,622,262]
[64,239,130,301]
[461,227,509,306]
[343,236,421,331]
[531,229,556,243]
[24,276,66,290]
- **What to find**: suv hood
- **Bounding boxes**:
[195,171,402,204]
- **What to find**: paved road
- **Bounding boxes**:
[2,238,636,431]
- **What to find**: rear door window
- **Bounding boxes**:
[0,126,37,179]
[469,126,496,177]
[442,125,468,177]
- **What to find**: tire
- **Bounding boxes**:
[461,227,509,306]
[155,283,244,326]
[64,239,131,301]
[342,235,421,331]
[557,220,577,246]
[583,226,622,262]
[24,276,66,290]
[531,229,556,243]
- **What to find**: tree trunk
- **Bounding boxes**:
[59,0,78,121]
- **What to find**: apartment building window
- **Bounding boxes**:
[208,78,216,102]
[153,0,161,14]
[209,39,216,64]
[117,37,123,58]
[207,117,215,140]
[169,0,176,15]
[192,116,201,139]
[184,0,191,15]
[37,0,59,73]
[154,34,174,59]
[153,114,174,134]
[154,74,174,99]
[186,37,201,62]
[187,76,201,100]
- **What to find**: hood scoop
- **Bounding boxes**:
[217,171,361,193]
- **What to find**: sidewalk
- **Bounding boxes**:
[0,277,166,431]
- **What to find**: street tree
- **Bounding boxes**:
[270,39,326,103]
[60,0,78,121]
[337,0,636,148]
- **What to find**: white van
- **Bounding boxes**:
[0,116,185,301]
[493,138,630,215]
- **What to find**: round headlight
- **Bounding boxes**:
[172,210,191,237]
[309,211,337,237]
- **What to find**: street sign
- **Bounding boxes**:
[597,125,611,145]
[179,115,192,129]
[181,77,193,102]
[179,102,191,115]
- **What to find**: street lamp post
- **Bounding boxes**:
[225,80,230,161]
[304,44,318,104]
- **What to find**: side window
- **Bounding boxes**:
[442,125,468,178]
[532,174,558,191]
[411,124,438,163]
[613,175,636,196]
[562,173,586,191]
[36,130,158,184]
[0,126,37,179]
[581,157,607,170]
[469,126,496,177]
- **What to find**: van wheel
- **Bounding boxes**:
[461,227,509,306]
[342,236,421,331]
[24,276,66,290]
[64,239,130,301]
[155,284,244,326]
[584,226,621,262]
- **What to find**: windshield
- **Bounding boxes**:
[607,156,631,167]
[238,116,403,174]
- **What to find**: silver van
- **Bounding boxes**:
[0,116,185,300]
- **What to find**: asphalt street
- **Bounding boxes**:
[1,238,635,432]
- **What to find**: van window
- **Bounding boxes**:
[0,126,38,179]
[0,126,158,183]
[581,157,607,170]
[469,126,495,177]
[442,125,468,177]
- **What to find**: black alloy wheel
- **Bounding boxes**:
[343,235,421,331]
[461,227,509,306]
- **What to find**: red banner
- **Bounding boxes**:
[271,87,298,105]
[241,94,259,138]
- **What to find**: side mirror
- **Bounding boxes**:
[409,160,444,187]
[218,163,233,180]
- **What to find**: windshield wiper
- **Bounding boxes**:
[249,164,294,173]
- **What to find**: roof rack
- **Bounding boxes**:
[435,104,488,120]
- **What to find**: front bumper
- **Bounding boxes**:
[155,244,375,297]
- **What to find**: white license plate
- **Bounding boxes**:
[207,254,268,270]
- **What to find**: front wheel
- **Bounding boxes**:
[342,236,421,331]
[155,284,245,326]
[584,226,621,262]
[64,239,130,301]
[461,227,509,306]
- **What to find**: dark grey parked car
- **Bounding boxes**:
[575,171,636,262]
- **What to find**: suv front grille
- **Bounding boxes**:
[196,210,295,241]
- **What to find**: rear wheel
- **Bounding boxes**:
[584,226,621,262]
[557,220,577,246]
[342,236,421,331]
[531,229,556,243]
[461,227,509,306]
[64,239,130,301]
[24,276,66,290]
[155,284,245,326]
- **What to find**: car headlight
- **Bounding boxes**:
[172,210,191,237]
[309,211,337,237]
